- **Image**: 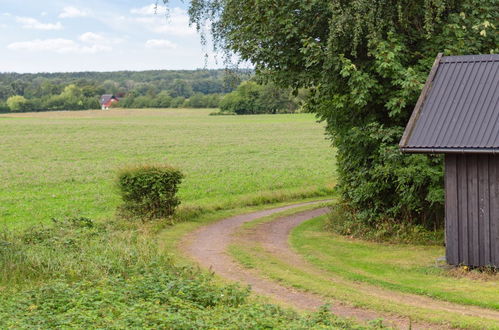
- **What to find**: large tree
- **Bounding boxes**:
[172,0,498,229]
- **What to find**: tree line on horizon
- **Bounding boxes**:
[0,69,241,112]
[0,69,303,114]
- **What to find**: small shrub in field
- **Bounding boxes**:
[117,165,183,220]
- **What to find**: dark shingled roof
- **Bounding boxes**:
[100,94,115,105]
[400,54,499,154]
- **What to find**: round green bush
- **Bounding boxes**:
[117,165,184,220]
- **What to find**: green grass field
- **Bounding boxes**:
[2,108,497,329]
[0,108,335,229]
[0,108,359,328]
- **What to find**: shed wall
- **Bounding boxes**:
[445,154,499,267]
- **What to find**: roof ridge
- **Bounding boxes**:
[441,54,499,63]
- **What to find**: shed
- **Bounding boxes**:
[99,94,119,110]
[400,53,499,268]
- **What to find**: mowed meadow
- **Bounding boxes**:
[0,108,336,228]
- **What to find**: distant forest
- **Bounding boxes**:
[0,69,305,114]
[0,69,251,112]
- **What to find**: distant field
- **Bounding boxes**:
[0,108,335,229]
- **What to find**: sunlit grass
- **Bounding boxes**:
[0,108,335,229]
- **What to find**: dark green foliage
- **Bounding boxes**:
[0,100,8,112]
[154,91,173,108]
[0,271,368,329]
[170,96,187,108]
[183,93,222,108]
[122,92,222,109]
[128,95,153,108]
[220,81,300,115]
[184,0,498,230]
[325,202,444,245]
[83,97,101,109]
[334,123,444,228]
[117,165,184,220]
[170,79,194,98]
[5,85,102,112]
[0,69,249,112]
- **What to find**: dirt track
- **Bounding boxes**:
[181,201,499,329]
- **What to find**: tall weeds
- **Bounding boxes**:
[0,217,168,287]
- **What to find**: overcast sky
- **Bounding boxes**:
[0,0,227,73]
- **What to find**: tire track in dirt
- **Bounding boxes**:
[181,201,499,329]
[252,208,499,324]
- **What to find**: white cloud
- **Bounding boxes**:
[133,7,196,36]
[59,6,89,18]
[79,32,125,46]
[80,44,112,53]
[16,16,63,30]
[8,39,77,52]
[41,12,48,17]
[7,39,111,54]
[145,39,177,49]
[79,32,105,44]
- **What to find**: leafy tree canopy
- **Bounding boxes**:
[0,69,249,112]
[170,0,498,228]
[220,81,301,115]
[6,95,29,112]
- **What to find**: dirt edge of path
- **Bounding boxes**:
[180,201,499,329]
[181,201,438,329]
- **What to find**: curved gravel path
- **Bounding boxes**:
[181,201,499,329]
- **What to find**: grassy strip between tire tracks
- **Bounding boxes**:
[228,213,499,329]
[292,217,499,310]
[160,197,333,267]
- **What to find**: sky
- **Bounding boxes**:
[0,0,226,73]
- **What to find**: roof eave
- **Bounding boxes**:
[399,53,443,149]
[401,147,499,155]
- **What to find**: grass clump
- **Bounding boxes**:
[117,165,183,220]
[0,217,166,286]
